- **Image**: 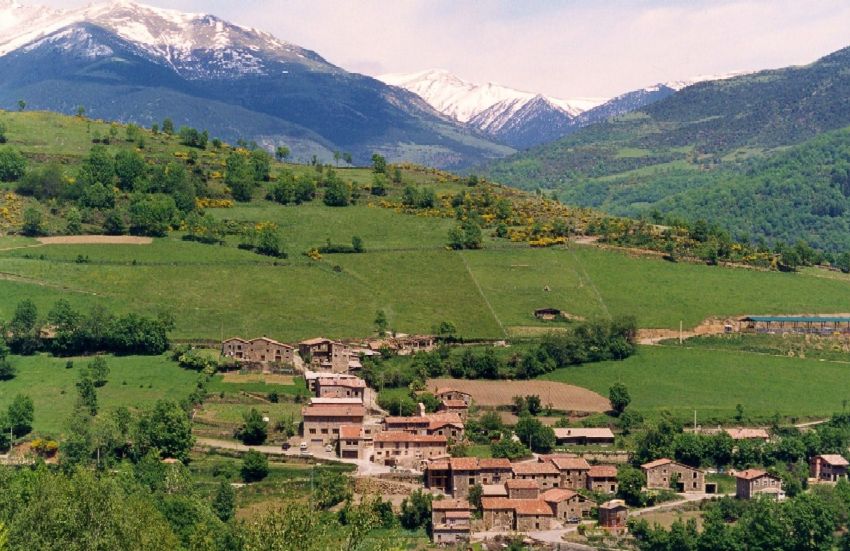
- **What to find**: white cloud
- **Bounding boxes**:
[20,0,850,98]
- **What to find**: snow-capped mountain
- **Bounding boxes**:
[379,69,607,148]
[0,1,511,167]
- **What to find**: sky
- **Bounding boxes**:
[28,0,850,99]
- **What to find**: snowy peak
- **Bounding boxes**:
[0,0,332,78]
[379,69,606,124]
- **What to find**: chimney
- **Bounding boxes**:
[418,402,426,416]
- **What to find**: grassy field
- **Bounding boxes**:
[0,354,198,435]
[540,345,850,421]
[661,333,850,363]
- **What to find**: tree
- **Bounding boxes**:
[237,408,268,445]
[323,176,351,207]
[21,207,44,237]
[250,149,271,181]
[0,148,27,181]
[275,145,290,162]
[617,467,646,506]
[65,207,82,235]
[0,338,15,381]
[514,415,555,453]
[17,100,25,111]
[6,394,34,437]
[16,163,63,199]
[212,480,236,522]
[399,489,431,530]
[225,151,256,202]
[128,194,177,237]
[103,209,127,235]
[609,382,631,416]
[114,149,147,191]
[0,121,6,143]
[136,400,194,462]
[352,235,364,253]
[315,470,351,509]
[162,118,174,135]
[374,310,388,337]
[76,105,86,118]
[76,371,99,416]
[468,484,484,515]
[370,153,387,174]
[88,356,110,387]
[241,450,269,482]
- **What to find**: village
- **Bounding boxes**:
[215,331,850,548]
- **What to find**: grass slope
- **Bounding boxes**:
[0,354,198,435]
[540,345,850,420]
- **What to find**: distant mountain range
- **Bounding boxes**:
[379,69,746,149]
[0,0,512,168]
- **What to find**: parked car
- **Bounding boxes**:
[281,442,291,450]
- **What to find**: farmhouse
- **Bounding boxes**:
[735,469,785,500]
[424,457,512,496]
[384,412,464,440]
[512,461,560,490]
[542,455,592,490]
[298,337,353,373]
[534,308,564,321]
[373,432,447,466]
[553,427,615,446]
[481,498,554,531]
[338,425,365,459]
[315,377,366,400]
[811,454,849,483]
[586,465,619,494]
[309,397,362,407]
[304,371,361,393]
[505,478,540,499]
[741,315,850,336]
[437,399,469,418]
[726,427,770,441]
[301,404,366,445]
[598,500,628,529]
[435,388,473,406]
[541,488,594,522]
[641,458,705,493]
[221,337,295,365]
[431,499,471,545]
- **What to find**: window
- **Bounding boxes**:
[309,429,316,434]
[321,429,328,434]
[469,477,475,485]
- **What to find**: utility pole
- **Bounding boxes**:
[694,410,697,431]
[679,321,683,344]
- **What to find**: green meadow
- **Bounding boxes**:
[540,345,850,421]
[0,354,199,435]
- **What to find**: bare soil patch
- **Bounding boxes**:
[427,378,609,413]
[37,235,153,245]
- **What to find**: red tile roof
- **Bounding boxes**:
[506,479,539,489]
[300,337,334,346]
[441,399,468,408]
[512,462,560,476]
[481,497,514,511]
[374,431,447,444]
[735,469,771,481]
[301,405,366,418]
[384,416,429,425]
[432,499,470,511]
[726,428,769,440]
[817,454,849,466]
[449,457,480,471]
[339,425,362,439]
[444,510,471,519]
[588,465,618,478]
[553,427,615,439]
[427,460,450,470]
[549,457,591,471]
[514,499,554,516]
[479,458,512,470]
[541,488,579,503]
[641,458,673,470]
[599,499,627,510]
[435,387,471,396]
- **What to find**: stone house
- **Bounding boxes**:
[221,337,295,365]
[338,424,364,459]
[301,404,366,445]
[298,337,352,373]
[542,455,591,490]
[553,427,615,446]
[481,498,515,531]
[431,499,471,545]
[479,458,513,485]
[811,454,849,483]
[598,500,628,529]
[726,427,770,442]
[434,388,473,406]
[505,479,540,500]
[586,465,619,494]
[437,399,469,419]
[735,469,784,500]
[541,488,594,521]
[424,457,512,497]
[512,461,561,490]
[514,499,555,531]
[316,377,366,400]
[641,458,705,493]
[384,412,464,440]
[305,371,361,393]
[534,308,564,321]
[373,432,447,466]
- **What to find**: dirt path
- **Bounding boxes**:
[458,250,508,338]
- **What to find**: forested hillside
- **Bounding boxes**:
[484,44,850,250]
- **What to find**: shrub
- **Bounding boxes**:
[241,450,269,482]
